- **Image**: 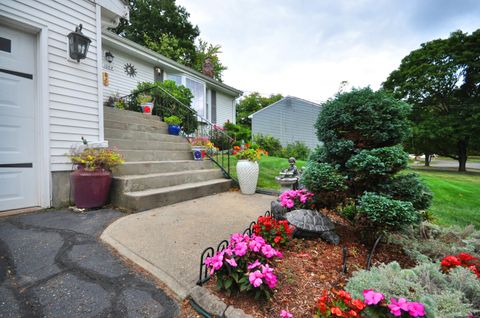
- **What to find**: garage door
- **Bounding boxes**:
[0,25,37,211]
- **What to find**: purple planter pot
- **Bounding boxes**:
[70,169,112,208]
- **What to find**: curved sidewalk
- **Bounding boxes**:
[101,191,275,299]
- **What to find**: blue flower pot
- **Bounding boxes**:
[168,125,181,135]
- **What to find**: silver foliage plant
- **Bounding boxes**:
[345,262,479,318]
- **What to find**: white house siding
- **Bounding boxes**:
[102,45,154,100]
[0,0,100,171]
[215,91,235,125]
[251,97,321,149]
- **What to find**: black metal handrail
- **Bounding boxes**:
[118,83,237,181]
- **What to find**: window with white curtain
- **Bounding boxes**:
[185,77,205,116]
[166,74,182,86]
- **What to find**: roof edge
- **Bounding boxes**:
[248,96,321,118]
[102,31,243,97]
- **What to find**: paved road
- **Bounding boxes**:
[412,160,480,170]
[0,209,179,318]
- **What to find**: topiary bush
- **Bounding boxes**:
[378,173,433,210]
[345,261,479,317]
[301,87,431,236]
[356,192,419,235]
[300,162,348,208]
[253,134,283,157]
[281,141,310,160]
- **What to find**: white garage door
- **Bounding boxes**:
[0,25,38,211]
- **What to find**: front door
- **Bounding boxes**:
[0,24,38,211]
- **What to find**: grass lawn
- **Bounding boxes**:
[412,169,480,228]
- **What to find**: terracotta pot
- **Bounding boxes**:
[236,160,259,194]
[70,168,112,208]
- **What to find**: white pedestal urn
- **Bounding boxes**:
[236,159,259,194]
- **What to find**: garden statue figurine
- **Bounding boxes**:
[275,157,301,192]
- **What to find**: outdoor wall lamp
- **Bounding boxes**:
[105,51,114,63]
[67,24,91,62]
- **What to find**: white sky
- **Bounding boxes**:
[176,0,480,103]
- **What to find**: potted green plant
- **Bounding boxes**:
[69,147,124,208]
[235,145,262,194]
[137,94,153,114]
[190,137,214,160]
[164,115,182,135]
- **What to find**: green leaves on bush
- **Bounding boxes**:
[346,146,409,180]
[378,173,433,210]
[301,162,347,208]
[357,192,419,233]
[316,88,411,151]
[345,262,478,317]
[253,134,283,157]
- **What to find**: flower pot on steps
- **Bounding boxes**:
[192,146,206,160]
[236,160,259,194]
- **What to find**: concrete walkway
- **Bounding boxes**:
[0,209,178,318]
[101,191,275,299]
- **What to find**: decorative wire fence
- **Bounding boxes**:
[115,84,236,181]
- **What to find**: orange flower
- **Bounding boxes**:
[347,309,358,317]
[351,299,366,311]
[330,306,344,316]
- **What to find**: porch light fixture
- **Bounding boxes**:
[105,51,114,63]
[67,24,91,62]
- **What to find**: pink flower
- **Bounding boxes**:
[205,251,224,274]
[248,235,265,252]
[363,289,385,305]
[249,270,263,287]
[407,302,425,317]
[225,257,237,267]
[280,310,293,318]
[388,298,409,317]
[261,264,277,288]
[230,233,248,244]
[261,244,278,258]
[233,242,248,256]
[248,259,261,270]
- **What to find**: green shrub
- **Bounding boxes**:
[379,173,433,210]
[301,162,347,208]
[392,223,480,263]
[223,122,251,142]
[356,192,419,234]
[164,115,182,126]
[281,141,310,160]
[346,146,408,178]
[308,146,327,163]
[346,262,477,317]
[253,134,282,156]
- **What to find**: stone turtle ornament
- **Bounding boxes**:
[272,202,339,245]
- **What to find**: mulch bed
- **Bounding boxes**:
[197,214,415,318]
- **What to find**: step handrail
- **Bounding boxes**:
[119,84,237,182]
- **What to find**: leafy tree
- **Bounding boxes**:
[301,88,430,238]
[236,92,283,126]
[113,0,199,65]
[383,29,480,171]
[113,0,227,80]
[193,39,227,82]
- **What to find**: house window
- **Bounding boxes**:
[166,74,182,86]
[185,77,205,116]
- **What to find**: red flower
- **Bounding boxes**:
[441,255,461,270]
[274,236,282,244]
[457,252,478,265]
[143,106,151,113]
[351,299,366,311]
[330,306,344,316]
[335,290,352,302]
[347,309,358,317]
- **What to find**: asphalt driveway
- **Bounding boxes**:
[0,209,179,318]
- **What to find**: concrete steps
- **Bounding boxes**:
[116,179,232,211]
[104,107,231,211]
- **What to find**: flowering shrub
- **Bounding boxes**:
[314,289,366,318]
[253,216,293,247]
[191,137,214,149]
[279,189,314,210]
[314,289,425,317]
[204,233,282,299]
[441,253,480,278]
[69,147,124,171]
